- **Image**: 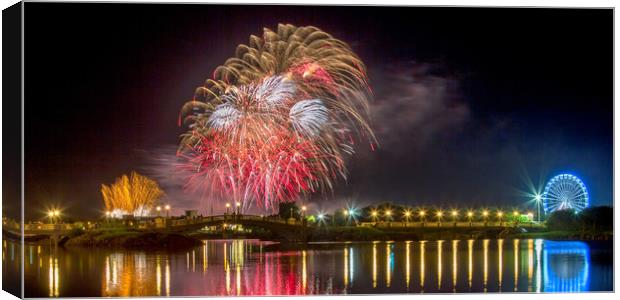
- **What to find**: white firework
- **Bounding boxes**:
[255,76,296,108]
[209,76,299,131]
[289,99,329,137]
[207,102,242,130]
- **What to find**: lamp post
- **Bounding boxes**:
[343,209,349,226]
[451,210,458,227]
[225,203,230,215]
[497,211,504,227]
[527,212,534,227]
[403,211,411,226]
[467,211,473,227]
[48,210,60,225]
[48,211,55,224]
[236,202,241,215]
[371,210,378,223]
[385,209,392,222]
[165,204,170,218]
[513,211,519,227]
[301,205,307,221]
[482,210,489,227]
[436,211,443,227]
[105,211,111,223]
[156,206,161,217]
[419,210,426,227]
[534,194,542,222]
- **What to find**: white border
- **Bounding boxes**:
[0,1,617,300]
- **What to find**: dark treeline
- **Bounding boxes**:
[546,206,613,231]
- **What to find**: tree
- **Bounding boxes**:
[546,209,579,231]
[278,202,300,219]
[579,206,613,231]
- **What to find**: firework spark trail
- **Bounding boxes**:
[101,172,164,217]
[178,24,375,212]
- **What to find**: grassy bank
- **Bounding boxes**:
[63,229,203,248]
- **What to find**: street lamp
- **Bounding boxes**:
[467,211,474,227]
[317,213,325,227]
[436,211,443,227]
[370,210,378,222]
[482,210,489,226]
[451,210,458,227]
[225,203,230,215]
[49,210,60,224]
[165,204,170,218]
[419,210,426,227]
[385,209,392,221]
[534,194,542,222]
[403,210,411,224]
[48,210,55,224]
[156,206,161,217]
[527,212,534,227]
[301,206,307,220]
[497,211,504,227]
[236,202,241,214]
[512,210,520,227]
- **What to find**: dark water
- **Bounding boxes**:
[2,238,613,297]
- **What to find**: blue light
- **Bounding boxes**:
[542,173,589,214]
[542,241,590,292]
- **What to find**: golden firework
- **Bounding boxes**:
[101,172,164,217]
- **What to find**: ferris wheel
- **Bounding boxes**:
[542,174,589,214]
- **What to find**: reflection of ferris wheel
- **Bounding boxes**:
[542,174,589,214]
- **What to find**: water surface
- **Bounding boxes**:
[2,238,612,297]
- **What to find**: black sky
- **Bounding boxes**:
[21,4,612,219]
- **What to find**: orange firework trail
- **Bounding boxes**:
[178,24,375,212]
[101,172,164,217]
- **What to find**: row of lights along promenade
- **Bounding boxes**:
[6,204,541,234]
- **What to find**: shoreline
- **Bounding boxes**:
[5,227,612,249]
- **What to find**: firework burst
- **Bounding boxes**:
[101,172,164,218]
[178,24,375,212]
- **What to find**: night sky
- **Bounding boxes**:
[20,4,612,220]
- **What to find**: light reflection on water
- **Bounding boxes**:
[3,238,612,297]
